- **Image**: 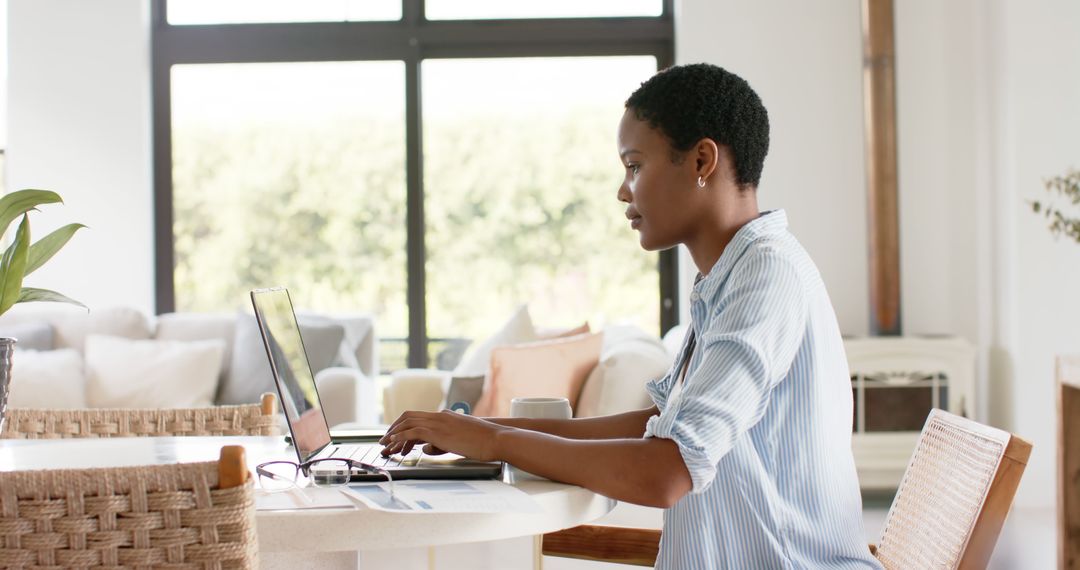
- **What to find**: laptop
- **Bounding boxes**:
[250,286,503,481]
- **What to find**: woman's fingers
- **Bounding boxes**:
[422,443,448,455]
[380,413,437,444]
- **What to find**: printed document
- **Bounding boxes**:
[342,480,541,513]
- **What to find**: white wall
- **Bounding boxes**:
[676,0,870,337]
[997,0,1080,508]
[5,0,153,314]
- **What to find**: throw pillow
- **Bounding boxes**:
[221,314,345,405]
[474,332,603,417]
[84,335,225,408]
[154,312,237,381]
[453,305,537,377]
[441,375,485,412]
[7,348,85,408]
[534,322,591,340]
[299,311,373,372]
[575,332,674,418]
[0,321,55,351]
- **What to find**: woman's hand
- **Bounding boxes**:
[378,410,509,461]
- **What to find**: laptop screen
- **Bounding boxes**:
[250,287,331,464]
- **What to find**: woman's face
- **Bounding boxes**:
[616,109,704,251]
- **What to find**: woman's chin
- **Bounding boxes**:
[637,231,679,252]
[637,233,664,252]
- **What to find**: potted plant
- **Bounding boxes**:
[1030,168,1080,243]
[0,189,85,433]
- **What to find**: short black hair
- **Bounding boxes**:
[626,63,770,188]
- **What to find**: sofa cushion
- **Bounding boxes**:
[222,314,345,405]
[7,348,85,408]
[474,332,602,417]
[154,312,236,381]
[534,322,591,340]
[84,334,224,409]
[0,321,55,351]
[453,305,536,377]
[300,312,375,376]
[575,329,673,418]
[441,375,485,412]
[0,306,151,353]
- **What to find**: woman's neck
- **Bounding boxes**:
[685,193,760,276]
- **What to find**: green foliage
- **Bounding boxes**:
[1031,169,1080,244]
[172,106,659,344]
[0,189,86,316]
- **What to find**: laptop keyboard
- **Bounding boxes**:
[344,444,422,468]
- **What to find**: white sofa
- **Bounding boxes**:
[0,305,379,427]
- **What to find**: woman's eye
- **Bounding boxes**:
[628,164,641,174]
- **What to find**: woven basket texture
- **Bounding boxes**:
[0,460,257,569]
[1,405,278,440]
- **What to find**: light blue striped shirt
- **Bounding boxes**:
[644,210,881,569]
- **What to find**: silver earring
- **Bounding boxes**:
[697,176,706,188]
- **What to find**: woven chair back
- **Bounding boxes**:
[875,409,1031,569]
[0,447,257,568]
[1,394,279,439]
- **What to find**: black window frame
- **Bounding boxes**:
[151,0,678,368]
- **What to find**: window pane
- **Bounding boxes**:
[426,0,662,20]
[171,61,407,342]
[167,0,401,25]
[423,56,659,351]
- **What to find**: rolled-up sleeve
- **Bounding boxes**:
[644,250,807,494]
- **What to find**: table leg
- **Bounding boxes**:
[533,535,543,570]
[262,550,359,569]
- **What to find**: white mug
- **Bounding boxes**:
[508,397,572,482]
[510,397,572,420]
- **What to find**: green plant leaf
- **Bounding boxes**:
[0,214,32,314]
[25,223,87,276]
[0,189,61,239]
[16,287,86,309]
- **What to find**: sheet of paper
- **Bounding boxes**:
[255,487,357,511]
[342,480,542,514]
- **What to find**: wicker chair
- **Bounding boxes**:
[0,393,279,439]
[542,409,1032,568]
[0,445,257,569]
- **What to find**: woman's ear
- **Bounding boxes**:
[694,138,720,181]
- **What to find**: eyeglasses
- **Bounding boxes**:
[256,458,395,498]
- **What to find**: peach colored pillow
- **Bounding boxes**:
[535,322,591,340]
[474,332,603,417]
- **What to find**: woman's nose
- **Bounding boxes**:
[617,181,631,203]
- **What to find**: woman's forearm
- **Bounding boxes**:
[493,428,691,508]
[486,406,657,440]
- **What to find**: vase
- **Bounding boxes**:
[0,337,14,434]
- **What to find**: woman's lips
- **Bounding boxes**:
[630,217,642,230]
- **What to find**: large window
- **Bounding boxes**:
[170,61,408,343]
[153,0,676,370]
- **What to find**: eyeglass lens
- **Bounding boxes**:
[257,458,395,497]
[256,461,300,491]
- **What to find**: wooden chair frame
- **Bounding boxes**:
[1059,355,1080,570]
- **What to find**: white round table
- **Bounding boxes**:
[0,436,616,569]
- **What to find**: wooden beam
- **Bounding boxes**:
[862,0,902,335]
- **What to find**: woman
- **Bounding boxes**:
[380,63,880,569]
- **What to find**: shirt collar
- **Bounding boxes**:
[692,209,789,302]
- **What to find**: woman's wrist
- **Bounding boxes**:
[489,423,520,462]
